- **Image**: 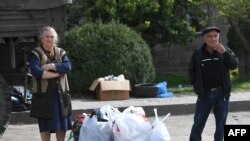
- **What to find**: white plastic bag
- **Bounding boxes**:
[100,104,122,122]
[113,113,151,141]
[122,106,146,117]
[79,115,113,141]
[150,108,171,141]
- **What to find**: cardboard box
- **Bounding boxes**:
[89,79,130,101]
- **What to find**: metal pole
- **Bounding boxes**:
[23,48,27,103]
[10,38,16,69]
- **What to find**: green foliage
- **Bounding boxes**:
[231,76,250,92]
[207,0,250,79]
[153,73,193,94]
[63,21,155,94]
[67,0,205,46]
[230,69,238,78]
[168,86,193,94]
[209,0,250,42]
[154,73,189,87]
[227,20,250,59]
[211,0,250,24]
[155,72,250,94]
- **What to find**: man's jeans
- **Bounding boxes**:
[189,87,229,141]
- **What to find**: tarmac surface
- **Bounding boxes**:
[1,111,250,141]
[1,91,250,141]
[9,91,250,124]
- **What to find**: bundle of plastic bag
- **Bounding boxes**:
[113,106,151,141]
[79,110,113,141]
[100,104,122,123]
[151,108,171,141]
[122,106,145,117]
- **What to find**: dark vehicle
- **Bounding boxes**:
[0,0,72,136]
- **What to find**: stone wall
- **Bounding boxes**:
[152,38,202,75]
[152,21,229,75]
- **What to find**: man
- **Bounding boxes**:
[188,26,239,141]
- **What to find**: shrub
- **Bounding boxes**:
[63,21,155,95]
[67,0,202,47]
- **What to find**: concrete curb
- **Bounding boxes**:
[9,99,250,124]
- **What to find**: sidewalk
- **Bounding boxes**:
[9,91,250,124]
[3,111,250,141]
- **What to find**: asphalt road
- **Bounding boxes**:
[1,111,249,141]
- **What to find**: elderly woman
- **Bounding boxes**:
[29,26,72,141]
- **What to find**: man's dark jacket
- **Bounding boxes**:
[188,44,239,99]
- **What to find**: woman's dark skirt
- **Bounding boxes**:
[38,89,72,133]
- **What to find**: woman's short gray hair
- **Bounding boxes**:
[39,26,59,45]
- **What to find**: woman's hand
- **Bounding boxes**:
[42,63,56,71]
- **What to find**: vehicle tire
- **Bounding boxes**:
[0,75,11,136]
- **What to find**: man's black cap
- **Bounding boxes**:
[202,26,220,36]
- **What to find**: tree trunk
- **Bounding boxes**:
[238,52,250,79]
[227,17,250,79]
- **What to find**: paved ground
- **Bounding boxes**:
[1,91,250,141]
[9,91,250,124]
[1,111,249,141]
